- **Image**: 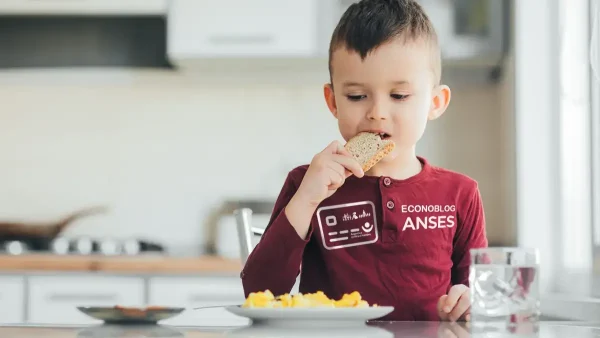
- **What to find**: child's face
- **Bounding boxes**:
[324,38,450,162]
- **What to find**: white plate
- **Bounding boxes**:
[225,306,394,328]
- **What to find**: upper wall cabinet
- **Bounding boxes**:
[167,0,509,80]
[0,0,167,15]
[167,0,321,58]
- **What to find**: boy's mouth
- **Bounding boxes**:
[378,133,392,140]
[359,130,392,140]
[367,131,391,140]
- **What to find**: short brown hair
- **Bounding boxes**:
[328,0,441,85]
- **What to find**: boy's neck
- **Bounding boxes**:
[366,147,423,180]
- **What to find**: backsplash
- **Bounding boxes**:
[0,69,514,253]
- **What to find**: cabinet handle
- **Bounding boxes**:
[208,34,274,46]
[48,293,118,302]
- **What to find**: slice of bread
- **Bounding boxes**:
[344,132,396,172]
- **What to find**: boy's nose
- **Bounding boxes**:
[366,103,389,120]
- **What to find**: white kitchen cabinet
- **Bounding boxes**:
[0,276,25,324]
[28,276,144,324]
[167,0,319,58]
[149,277,249,326]
[0,0,167,15]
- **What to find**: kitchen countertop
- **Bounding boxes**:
[1,256,599,324]
[0,254,242,274]
[1,321,599,338]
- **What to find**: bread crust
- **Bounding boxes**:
[360,141,395,172]
[344,132,396,172]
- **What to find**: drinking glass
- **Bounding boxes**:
[469,247,540,333]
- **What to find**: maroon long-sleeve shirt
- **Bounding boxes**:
[240,156,488,321]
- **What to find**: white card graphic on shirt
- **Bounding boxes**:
[316,201,378,250]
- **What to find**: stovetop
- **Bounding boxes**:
[0,237,165,256]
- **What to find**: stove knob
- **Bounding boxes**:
[75,237,93,255]
[99,239,120,256]
[123,239,140,255]
[51,238,70,255]
[4,241,26,255]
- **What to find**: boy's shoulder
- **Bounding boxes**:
[284,164,310,185]
[289,164,310,176]
[427,162,480,193]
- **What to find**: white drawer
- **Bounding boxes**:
[148,277,248,326]
[28,276,144,324]
[0,276,25,324]
[168,0,318,58]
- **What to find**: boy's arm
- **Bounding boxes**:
[240,170,313,297]
[451,183,488,286]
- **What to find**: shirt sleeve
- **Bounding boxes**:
[240,169,313,297]
[451,183,489,286]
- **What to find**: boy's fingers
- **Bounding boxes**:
[334,144,364,177]
[327,167,345,190]
[326,163,345,182]
[336,143,352,156]
[449,294,470,322]
[320,140,364,177]
[444,285,468,312]
[331,154,364,177]
[437,295,449,318]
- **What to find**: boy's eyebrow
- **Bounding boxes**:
[342,81,365,87]
[342,80,411,87]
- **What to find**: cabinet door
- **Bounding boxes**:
[149,276,249,326]
[0,276,25,324]
[28,276,144,324]
[0,0,167,15]
[168,0,318,57]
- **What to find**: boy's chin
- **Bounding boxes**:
[382,150,399,162]
[368,153,396,171]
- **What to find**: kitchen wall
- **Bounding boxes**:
[0,63,515,254]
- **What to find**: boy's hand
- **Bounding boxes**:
[285,141,363,239]
[296,140,364,206]
[437,284,471,322]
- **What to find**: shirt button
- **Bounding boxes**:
[386,200,395,209]
[383,177,392,186]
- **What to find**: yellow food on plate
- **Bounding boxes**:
[242,290,378,309]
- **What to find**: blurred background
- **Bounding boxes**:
[0,0,598,326]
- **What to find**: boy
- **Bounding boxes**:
[240,0,488,322]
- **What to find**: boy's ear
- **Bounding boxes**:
[428,84,451,120]
[323,83,338,118]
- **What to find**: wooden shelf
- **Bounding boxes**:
[0,254,242,274]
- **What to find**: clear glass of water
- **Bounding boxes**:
[469,247,540,333]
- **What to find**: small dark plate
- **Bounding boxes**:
[76,306,185,325]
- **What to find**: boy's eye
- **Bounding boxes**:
[391,94,409,100]
[346,95,366,101]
